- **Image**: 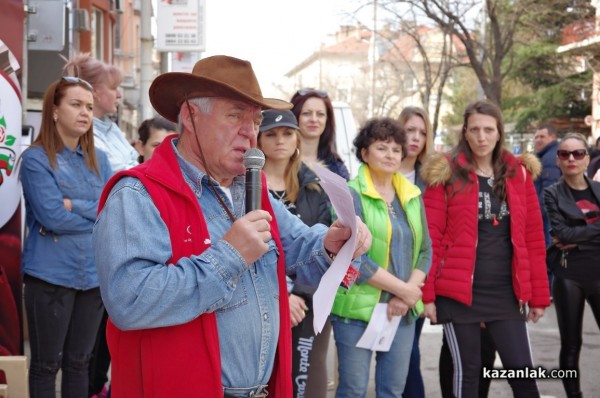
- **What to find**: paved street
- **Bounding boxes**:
[327,302,600,397]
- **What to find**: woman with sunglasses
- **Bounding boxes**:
[290,88,350,180]
[543,133,600,398]
[19,77,112,397]
[258,109,332,398]
[420,99,550,398]
[64,53,138,173]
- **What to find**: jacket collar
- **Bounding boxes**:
[143,135,192,194]
[536,139,558,157]
[356,163,421,205]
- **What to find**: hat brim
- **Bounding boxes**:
[259,122,299,132]
[149,72,292,123]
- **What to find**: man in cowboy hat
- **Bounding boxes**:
[92,55,371,398]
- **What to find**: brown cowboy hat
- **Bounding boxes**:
[149,55,292,122]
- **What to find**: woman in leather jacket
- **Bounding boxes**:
[543,133,600,398]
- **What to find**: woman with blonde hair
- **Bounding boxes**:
[398,106,433,398]
[258,109,332,398]
[20,77,111,397]
[398,106,433,185]
[64,53,138,173]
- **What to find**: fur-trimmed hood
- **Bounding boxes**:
[420,151,542,187]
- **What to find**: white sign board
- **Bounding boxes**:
[156,0,205,52]
[0,44,22,229]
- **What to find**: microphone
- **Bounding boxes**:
[243,148,265,213]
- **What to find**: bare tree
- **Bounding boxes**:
[378,0,537,106]
[377,19,458,133]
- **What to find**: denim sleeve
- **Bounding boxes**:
[20,149,94,233]
[270,196,331,288]
[70,151,112,220]
[93,177,250,331]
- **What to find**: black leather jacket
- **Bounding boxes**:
[543,175,600,251]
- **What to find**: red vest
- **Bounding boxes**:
[97,137,292,397]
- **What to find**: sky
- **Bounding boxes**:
[201,0,367,97]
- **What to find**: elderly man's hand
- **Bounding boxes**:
[324,217,371,260]
[222,210,272,266]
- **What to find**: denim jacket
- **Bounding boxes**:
[20,145,111,289]
[93,139,333,388]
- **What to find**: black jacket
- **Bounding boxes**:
[543,176,600,251]
[295,162,332,227]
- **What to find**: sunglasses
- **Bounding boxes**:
[296,88,328,98]
[61,76,93,91]
[557,149,588,160]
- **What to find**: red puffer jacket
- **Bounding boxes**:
[420,151,550,309]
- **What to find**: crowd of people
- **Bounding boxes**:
[13,52,600,398]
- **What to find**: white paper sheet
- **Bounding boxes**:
[310,162,358,334]
[355,303,401,352]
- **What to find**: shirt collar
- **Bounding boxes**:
[170,138,245,198]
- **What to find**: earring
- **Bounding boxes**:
[53,116,58,122]
[294,148,300,158]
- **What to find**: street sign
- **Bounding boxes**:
[156,0,206,52]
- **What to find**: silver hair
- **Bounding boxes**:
[177,97,214,132]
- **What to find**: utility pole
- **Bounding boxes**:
[140,0,153,120]
[368,0,377,118]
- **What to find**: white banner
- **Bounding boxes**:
[156,0,206,52]
[0,41,22,229]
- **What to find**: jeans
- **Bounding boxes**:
[24,275,104,398]
[332,315,415,398]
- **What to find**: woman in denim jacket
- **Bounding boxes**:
[20,77,111,397]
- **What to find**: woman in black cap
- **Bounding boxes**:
[258,109,332,398]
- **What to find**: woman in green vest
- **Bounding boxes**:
[331,117,432,397]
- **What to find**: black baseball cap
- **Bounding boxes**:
[259,109,299,132]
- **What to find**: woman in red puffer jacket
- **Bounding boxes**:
[420,99,550,398]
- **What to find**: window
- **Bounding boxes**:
[91,8,104,60]
[114,13,121,51]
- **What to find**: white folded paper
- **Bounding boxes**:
[310,162,357,335]
[356,303,401,352]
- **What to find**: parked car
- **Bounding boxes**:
[333,101,359,178]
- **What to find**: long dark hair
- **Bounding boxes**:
[32,78,100,175]
[290,89,342,162]
[449,99,514,200]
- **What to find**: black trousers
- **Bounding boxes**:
[88,310,111,395]
[24,275,104,398]
[443,320,539,398]
[439,327,496,398]
[291,309,331,398]
[553,276,600,398]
